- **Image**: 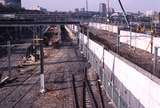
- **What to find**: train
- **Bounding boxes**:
[43,25,61,48]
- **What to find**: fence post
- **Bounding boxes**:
[129,25,132,48]
[77,25,80,48]
[80,27,84,54]
[118,94,121,108]
[79,27,81,50]
[117,35,120,54]
[86,28,89,60]
[111,73,114,100]
[8,41,11,78]
[153,47,158,75]
[151,35,153,53]
[102,45,105,82]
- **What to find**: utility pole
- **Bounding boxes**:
[39,27,45,94]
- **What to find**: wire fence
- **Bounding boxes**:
[0,41,32,83]
[78,32,144,108]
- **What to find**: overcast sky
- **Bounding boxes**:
[22,0,160,12]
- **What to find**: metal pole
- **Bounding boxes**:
[118,94,121,108]
[151,34,153,53]
[102,45,105,82]
[81,27,84,54]
[86,28,89,60]
[8,41,11,78]
[117,35,120,54]
[40,27,45,94]
[59,25,62,45]
[77,25,80,48]
[33,26,36,49]
[129,24,132,48]
[153,47,158,75]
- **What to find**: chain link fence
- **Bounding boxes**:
[78,32,131,108]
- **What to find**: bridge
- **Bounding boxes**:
[0,19,80,27]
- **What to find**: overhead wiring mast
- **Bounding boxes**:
[118,0,130,27]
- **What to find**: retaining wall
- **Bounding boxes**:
[120,30,160,55]
[89,22,119,34]
[88,22,160,55]
[68,25,160,108]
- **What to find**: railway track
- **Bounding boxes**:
[84,68,99,108]
[72,66,105,108]
[0,62,38,102]
[0,43,31,83]
[0,42,62,107]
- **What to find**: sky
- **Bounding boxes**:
[22,0,160,12]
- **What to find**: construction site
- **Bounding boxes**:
[0,0,160,108]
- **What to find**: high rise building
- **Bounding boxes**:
[31,5,47,12]
[99,3,107,16]
[74,8,79,13]
[80,8,85,12]
[0,0,5,5]
[0,0,21,8]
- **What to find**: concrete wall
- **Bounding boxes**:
[88,22,160,56]
[79,32,160,108]
[68,25,160,108]
[120,30,160,55]
[89,22,119,34]
[120,30,152,52]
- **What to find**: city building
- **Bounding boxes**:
[0,0,21,8]
[0,0,5,5]
[145,10,158,17]
[99,3,107,16]
[31,5,47,12]
[74,8,79,13]
[152,12,160,24]
[80,8,85,12]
